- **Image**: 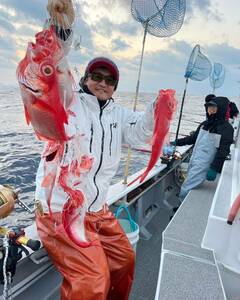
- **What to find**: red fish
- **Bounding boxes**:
[128,89,177,185]
[59,155,94,247]
[227,193,240,225]
[16,26,73,142]
[17,26,94,248]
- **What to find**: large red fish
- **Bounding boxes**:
[128,89,177,185]
[17,26,94,247]
[16,26,73,142]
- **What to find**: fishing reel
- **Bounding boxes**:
[0,185,17,219]
[0,184,33,219]
[160,145,182,164]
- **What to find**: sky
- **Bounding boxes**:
[0,0,240,98]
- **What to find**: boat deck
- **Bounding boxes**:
[153,134,240,299]
[130,178,224,300]
[130,198,170,300]
[156,179,226,300]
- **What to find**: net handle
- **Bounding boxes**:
[123,22,148,185]
[174,77,189,146]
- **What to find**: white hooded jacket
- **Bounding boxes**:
[35,90,155,212]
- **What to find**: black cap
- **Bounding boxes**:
[205,100,217,107]
[205,94,216,103]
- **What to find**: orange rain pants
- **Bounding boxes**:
[36,208,135,300]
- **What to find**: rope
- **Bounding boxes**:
[2,233,12,300]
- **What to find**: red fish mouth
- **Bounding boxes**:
[21,82,40,94]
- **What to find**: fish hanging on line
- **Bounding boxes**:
[128,89,177,186]
[16,25,74,142]
[16,25,94,247]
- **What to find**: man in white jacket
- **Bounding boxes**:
[36,1,156,300]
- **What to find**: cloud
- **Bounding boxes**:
[16,25,37,37]
[112,38,129,51]
[186,0,222,22]
[118,22,139,36]
[1,0,46,23]
[206,43,240,67]
[0,16,16,32]
[0,0,239,97]
[100,0,130,8]
[0,35,15,51]
[130,40,191,74]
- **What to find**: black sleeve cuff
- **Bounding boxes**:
[54,26,72,41]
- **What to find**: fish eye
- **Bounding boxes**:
[41,64,54,76]
[46,37,53,44]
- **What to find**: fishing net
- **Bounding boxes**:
[131,0,186,37]
[174,45,211,144]
[210,62,225,90]
[184,44,212,81]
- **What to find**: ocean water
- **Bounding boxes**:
[0,84,206,227]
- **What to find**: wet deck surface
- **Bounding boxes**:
[157,180,226,300]
[130,179,224,300]
[130,203,172,300]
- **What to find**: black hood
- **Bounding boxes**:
[203,96,230,131]
[229,102,239,119]
[205,96,229,121]
[212,97,230,121]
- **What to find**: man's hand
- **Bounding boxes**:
[206,168,217,181]
[47,0,75,28]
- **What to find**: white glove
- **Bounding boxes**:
[47,0,75,28]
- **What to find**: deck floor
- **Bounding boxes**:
[130,206,170,300]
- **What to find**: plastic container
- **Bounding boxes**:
[115,205,139,252]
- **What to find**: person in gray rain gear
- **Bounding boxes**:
[173,96,234,201]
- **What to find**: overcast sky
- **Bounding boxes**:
[0,0,240,98]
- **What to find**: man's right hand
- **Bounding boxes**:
[47,0,75,28]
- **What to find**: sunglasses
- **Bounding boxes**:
[89,72,117,87]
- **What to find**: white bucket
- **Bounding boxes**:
[115,205,140,252]
[118,218,139,252]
